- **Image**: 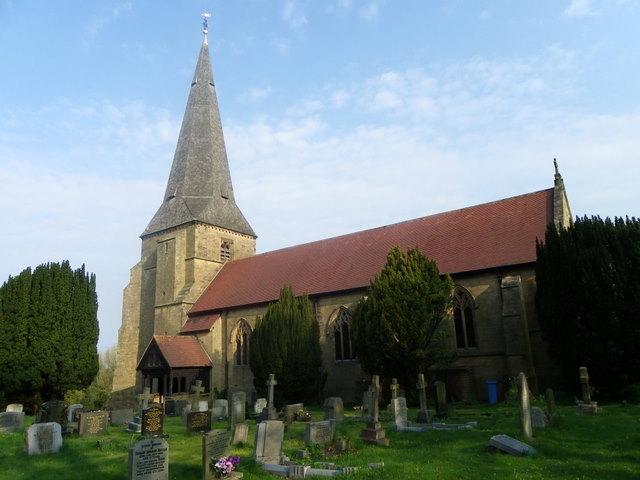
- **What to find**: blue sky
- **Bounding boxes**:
[1,0,638,351]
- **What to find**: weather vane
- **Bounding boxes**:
[201,12,211,35]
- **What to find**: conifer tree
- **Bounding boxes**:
[0,262,99,410]
[351,247,455,391]
[249,285,324,404]
[536,216,640,399]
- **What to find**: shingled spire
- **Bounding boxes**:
[143,29,255,238]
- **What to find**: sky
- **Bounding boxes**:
[1,0,638,352]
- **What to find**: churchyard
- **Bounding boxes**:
[0,393,638,479]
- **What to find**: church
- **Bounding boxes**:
[110,27,572,409]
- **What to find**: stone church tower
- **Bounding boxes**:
[111,28,256,408]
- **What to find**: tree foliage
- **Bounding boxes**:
[351,247,455,390]
[249,285,324,404]
[536,216,640,399]
[0,262,99,411]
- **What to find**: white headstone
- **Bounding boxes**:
[254,398,267,415]
[198,400,209,412]
[24,422,63,455]
[390,397,409,429]
[6,403,23,413]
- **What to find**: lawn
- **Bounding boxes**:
[1,402,639,480]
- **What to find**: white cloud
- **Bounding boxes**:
[283,0,309,28]
[359,1,380,20]
[564,0,599,17]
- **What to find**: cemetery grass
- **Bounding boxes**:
[1,403,639,480]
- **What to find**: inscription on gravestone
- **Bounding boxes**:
[142,405,164,437]
[79,411,109,438]
[187,411,212,434]
[304,420,334,446]
[128,437,169,480]
[202,429,230,480]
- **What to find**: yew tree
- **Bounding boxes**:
[351,247,455,390]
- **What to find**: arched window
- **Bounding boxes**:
[333,307,356,361]
[453,287,477,349]
[234,320,251,366]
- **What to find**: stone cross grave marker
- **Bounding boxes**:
[390,378,400,400]
[360,375,390,446]
[187,410,212,434]
[128,437,169,480]
[0,411,25,434]
[79,411,109,438]
[304,419,335,446]
[138,387,154,414]
[192,380,206,411]
[266,374,278,420]
[323,397,344,422]
[253,420,284,465]
[202,429,229,480]
[545,388,556,417]
[416,374,430,423]
[517,372,532,439]
[24,422,63,455]
[434,381,448,418]
[142,405,164,437]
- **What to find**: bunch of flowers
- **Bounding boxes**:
[210,455,240,478]
[295,409,312,421]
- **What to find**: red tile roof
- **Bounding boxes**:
[179,314,219,334]
[191,188,553,314]
[138,335,212,369]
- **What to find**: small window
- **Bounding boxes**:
[220,241,232,262]
[453,287,477,349]
[333,307,356,361]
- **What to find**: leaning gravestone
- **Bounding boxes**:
[488,434,537,457]
[323,397,344,423]
[0,411,25,433]
[128,437,169,480]
[517,372,532,440]
[253,420,284,465]
[304,420,335,446]
[142,405,164,437]
[79,411,109,438]
[6,403,23,412]
[187,410,212,434]
[24,422,63,455]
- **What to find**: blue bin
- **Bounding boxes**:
[486,380,498,404]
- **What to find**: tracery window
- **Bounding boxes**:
[453,286,477,349]
[234,320,251,366]
[220,241,232,262]
[333,307,356,361]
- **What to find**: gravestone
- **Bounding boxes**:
[191,380,206,411]
[229,391,246,428]
[24,422,63,455]
[488,434,537,456]
[576,366,599,414]
[211,399,228,419]
[253,420,284,465]
[187,410,212,434]
[416,374,430,423]
[304,420,335,446]
[284,403,304,426]
[202,429,229,480]
[517,372,532,439]
[389,378,400,400]
[128,437,169,480]
[6,403,23,412]
[360,375,390,446]
[67,404,84,422]
[164,400,176,416]
[138,387,154,413]
[361,390,371,419]
[181,405,192,426]
[0,411,25,433]
[433,381,448,418]
[531,407,548,429]
[79,411,109,438]
[175,400,190,417]
[545,388,556,417]
[125,387,155,434]
[111,408,134,426]
[265,374,279,420]
[323,397,344,422]
[254,398,267,416]
[390,397,409,430]
[142,405,164,437]
[232,422,249,445]
[36,400,69,428]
